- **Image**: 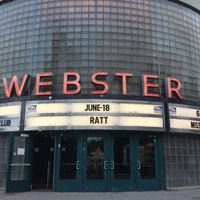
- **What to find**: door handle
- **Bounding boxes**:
[76,161,80,170]
[104,161,107,170]
[110,161,114,170]
[137,161,141,170]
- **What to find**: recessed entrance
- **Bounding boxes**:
[31,134,55,190]
[6,131,164,193]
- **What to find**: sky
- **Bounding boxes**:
[179,0,200,10]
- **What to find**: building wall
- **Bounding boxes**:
[164,133,200,188]
[0,0,200,190]
[0,134,9,189]
[0,0,199,100]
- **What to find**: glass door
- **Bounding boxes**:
[136,134,161,191]
[110,136,135,191]
[54,132,164,192]
[54,133,82,192]
[6,132,32,193]
[54,133,108,192]
[82,135,108,192]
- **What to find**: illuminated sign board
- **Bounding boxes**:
[0,102,21,132]
[24,100,165,131]
[3,72,183,99]
[168,103,200,133]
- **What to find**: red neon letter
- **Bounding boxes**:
[92,72,108,94]
[35,72,53,96]
[63,72,81,94]
[115,72,133,95]
[142,74,159,97]
[166,77,183,99]
[3,74,30,98]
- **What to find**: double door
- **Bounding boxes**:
[54,131,163,192]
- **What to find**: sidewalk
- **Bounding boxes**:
[0,189,200,200]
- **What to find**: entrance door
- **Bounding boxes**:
[110,135,134,191]
[54,132,163,192]
[83,134,108,192]
[6,132,32,193]
[136,134,162,191]
[54,133,108,192]
[54,133,82,192]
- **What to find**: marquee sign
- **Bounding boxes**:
[0,102,21,132]
[168,103,200,133]
[24,100,165,131]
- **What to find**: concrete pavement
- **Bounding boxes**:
[0,189,200,200]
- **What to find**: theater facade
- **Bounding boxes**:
[0,0,200,193]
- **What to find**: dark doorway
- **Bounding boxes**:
[31,134,55,190]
